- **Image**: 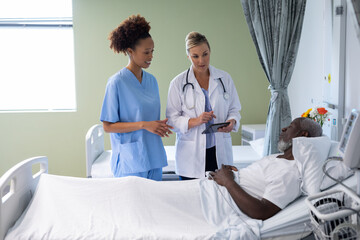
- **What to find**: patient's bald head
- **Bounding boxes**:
[278,117,322,152]
[297,117,323,137]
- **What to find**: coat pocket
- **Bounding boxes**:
[175,140,198,174]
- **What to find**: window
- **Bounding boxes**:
[0,0,76,112]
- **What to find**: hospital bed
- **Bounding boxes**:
[85,124,262,179]
[1,149,356,239]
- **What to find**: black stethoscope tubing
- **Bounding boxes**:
[182,68,227,95]
[182,68,194,92]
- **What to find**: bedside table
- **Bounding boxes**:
[241,124,266,145]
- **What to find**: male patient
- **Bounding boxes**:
[209,117,323,220]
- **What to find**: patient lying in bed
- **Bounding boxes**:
[5,118,323,240]
[208,117,323,221]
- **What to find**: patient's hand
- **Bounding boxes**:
[209,164,235,187]
[222,165,238,171]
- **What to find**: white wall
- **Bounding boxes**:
[289,0,360,121]
[288,0,325,118]
[345,0,360,116]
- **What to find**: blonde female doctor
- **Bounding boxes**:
[166,32,241,180]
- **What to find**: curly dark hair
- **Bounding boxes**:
[108,14,151,55]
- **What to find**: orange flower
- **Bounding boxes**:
[317,107,328,115]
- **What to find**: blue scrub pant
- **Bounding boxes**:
[118,168,163,181]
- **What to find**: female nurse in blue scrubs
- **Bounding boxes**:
[100,15,173,180]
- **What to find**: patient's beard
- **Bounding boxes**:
[278,139,292,152]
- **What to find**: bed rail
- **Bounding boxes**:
[0,156,48,240]
[85,124,105,177]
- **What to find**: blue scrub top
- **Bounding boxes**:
[100,68,167,176]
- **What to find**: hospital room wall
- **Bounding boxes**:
[289,0,360,119]
[288,0,326,118]
[344,1,360,116]
[0,0,270,177]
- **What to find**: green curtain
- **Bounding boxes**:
[241,0,307,155]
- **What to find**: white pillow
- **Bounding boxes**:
[320,141,353,190]
[249,137,264,157]
[293,136,331,195]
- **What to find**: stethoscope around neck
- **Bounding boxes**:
[182,68,229,109]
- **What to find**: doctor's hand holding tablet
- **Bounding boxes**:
[166,32,241,180]
[100,15,172,181]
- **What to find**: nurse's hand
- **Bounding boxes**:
[143,119,173,137]
[209,164,235,187]
[217,119,236,133]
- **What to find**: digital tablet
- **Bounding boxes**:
[202,122,230,134]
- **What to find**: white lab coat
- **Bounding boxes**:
[166,65,241,178]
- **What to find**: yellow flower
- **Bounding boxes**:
[301,108,312,118]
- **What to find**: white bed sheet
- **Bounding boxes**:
[91,145,261,178]
[91,150,113,178]
[163,145,260,172]
[5,173,357,240]
[6,174,217,240]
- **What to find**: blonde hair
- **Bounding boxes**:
[185,31,210,54]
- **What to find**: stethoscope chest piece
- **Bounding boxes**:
[224,92,229,100]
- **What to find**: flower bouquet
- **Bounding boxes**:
[301,107,331,127]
